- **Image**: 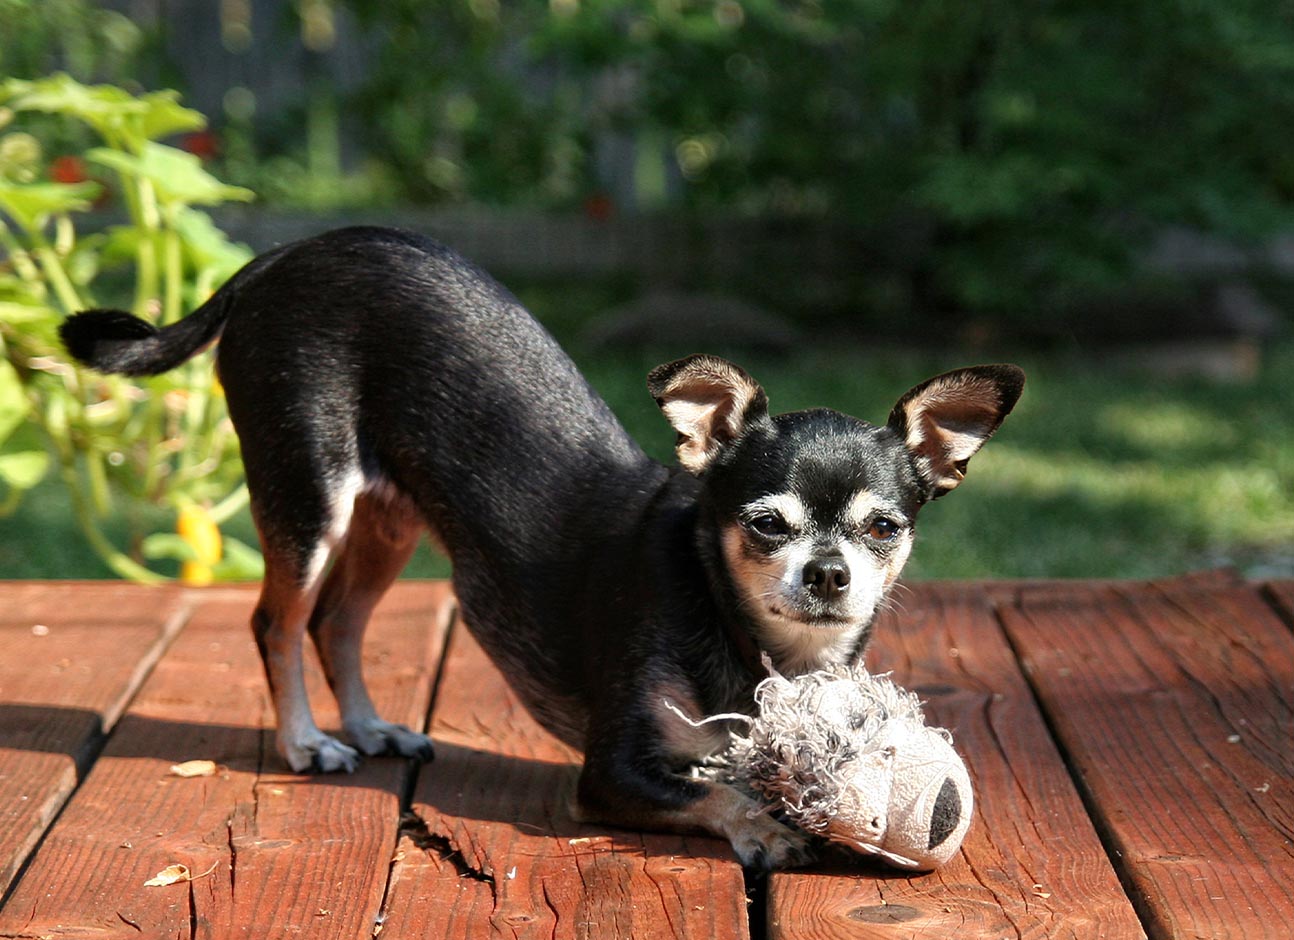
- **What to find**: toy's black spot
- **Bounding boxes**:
[928,777,961,850]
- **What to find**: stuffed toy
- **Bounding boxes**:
[686,658,974,870]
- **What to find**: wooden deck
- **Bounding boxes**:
[0,572,1291,938]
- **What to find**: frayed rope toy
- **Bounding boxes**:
[673,657,973,870]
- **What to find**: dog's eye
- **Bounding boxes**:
[746,513,790,539]
[867,518,900,541]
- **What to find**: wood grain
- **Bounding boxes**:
[1264,580,1294,627]
[3,576,1291,939]
[379,617,751,940]
[0,582,451,939]
[767,582,1146,940]
[1000,573,1294,940]
[0,582,190,898]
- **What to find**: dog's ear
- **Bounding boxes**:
[648,354,769,474]
[887,364,1025,499]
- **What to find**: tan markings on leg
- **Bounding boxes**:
[308,490,432,758]
[253,547,359,772]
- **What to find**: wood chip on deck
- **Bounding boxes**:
[0,582,450,939]
[0,582,190,898]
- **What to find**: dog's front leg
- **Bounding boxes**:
[572,744,814,870]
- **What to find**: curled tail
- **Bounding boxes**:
[60,241,288,376]
[60,297,231,376]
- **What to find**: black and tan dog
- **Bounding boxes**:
[61,227,1023,868]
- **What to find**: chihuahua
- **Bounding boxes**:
[61,227,1023,868]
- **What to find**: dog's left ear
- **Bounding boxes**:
[648,354,769,474]
[887,364,1025,499]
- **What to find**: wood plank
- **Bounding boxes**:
[767,582,1146,940]
[0,582,190,899]
[379,616,751,940]
[1000,574,1294,940]
[1264,580,1294,628]
[0,582,452,938]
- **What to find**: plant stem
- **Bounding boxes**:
[0,222,43,284]
[139,383,166,500]
[47,404,165,584]
[30,235,84,315]
[162,220,183,325]
[65,461,167,583]
[132,178,162,319]
[209,483,250,525]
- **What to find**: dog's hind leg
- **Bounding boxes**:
[253,556,357,772]
[306,491,434,762]
[249,478,360,773]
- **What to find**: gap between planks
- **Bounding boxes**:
[0,582,196,904]
[995,572,1294,940]
[0,582,453,938]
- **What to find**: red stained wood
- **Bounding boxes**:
[1265,580,1294,626]
[378,616,751,940]
[0,582,190,897]
[999,573,1294,940]
[767,582,1146,940]
[3,576,1292,939]
[0,582,451,939]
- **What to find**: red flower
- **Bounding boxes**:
[583,192,614,222]
[181,130,220,161]
[50,155,87,184]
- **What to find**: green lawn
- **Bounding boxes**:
[4,341,1291,582]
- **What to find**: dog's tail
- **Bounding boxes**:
[60,244,285,377]
[59,299,231,376]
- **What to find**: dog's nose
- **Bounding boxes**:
[803,555,850,600]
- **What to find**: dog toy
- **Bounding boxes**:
[690,658,974,870]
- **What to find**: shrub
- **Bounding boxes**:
[0,74,261,582]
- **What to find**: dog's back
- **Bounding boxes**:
[215,228,661,739]
[220,229,650,546]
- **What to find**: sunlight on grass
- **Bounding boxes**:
[1100,401,1240,452]
[4,341,1292,581]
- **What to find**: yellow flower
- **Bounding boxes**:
[177,504,221,585]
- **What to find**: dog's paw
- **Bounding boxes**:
[731,815,816,870]
[280,732,362,774]
[346,718,435,763]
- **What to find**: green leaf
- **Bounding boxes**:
[0,300,58,325]
[0,359,30,441]
[0,179,100,230]
[0,450,49,490]
[2,74,139,139]
[64,233,104,287]
[140,532,198,563]
[86,143,254,207]
[213,536,265,581]
[99,223,144,265]
[173,207,253,279]
[1,74,204,147]
[136,89,208,141]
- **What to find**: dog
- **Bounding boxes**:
[60,226,1023,868]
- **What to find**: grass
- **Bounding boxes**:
[4,334,1292,582]
[575,341,1294,581]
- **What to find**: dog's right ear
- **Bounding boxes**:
[648,354,769,474]
[887,363,1025,499]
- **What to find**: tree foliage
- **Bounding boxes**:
[327,0,1294,317]
[8,1,1294,320]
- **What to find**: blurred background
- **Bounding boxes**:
[1,0,1292,581]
